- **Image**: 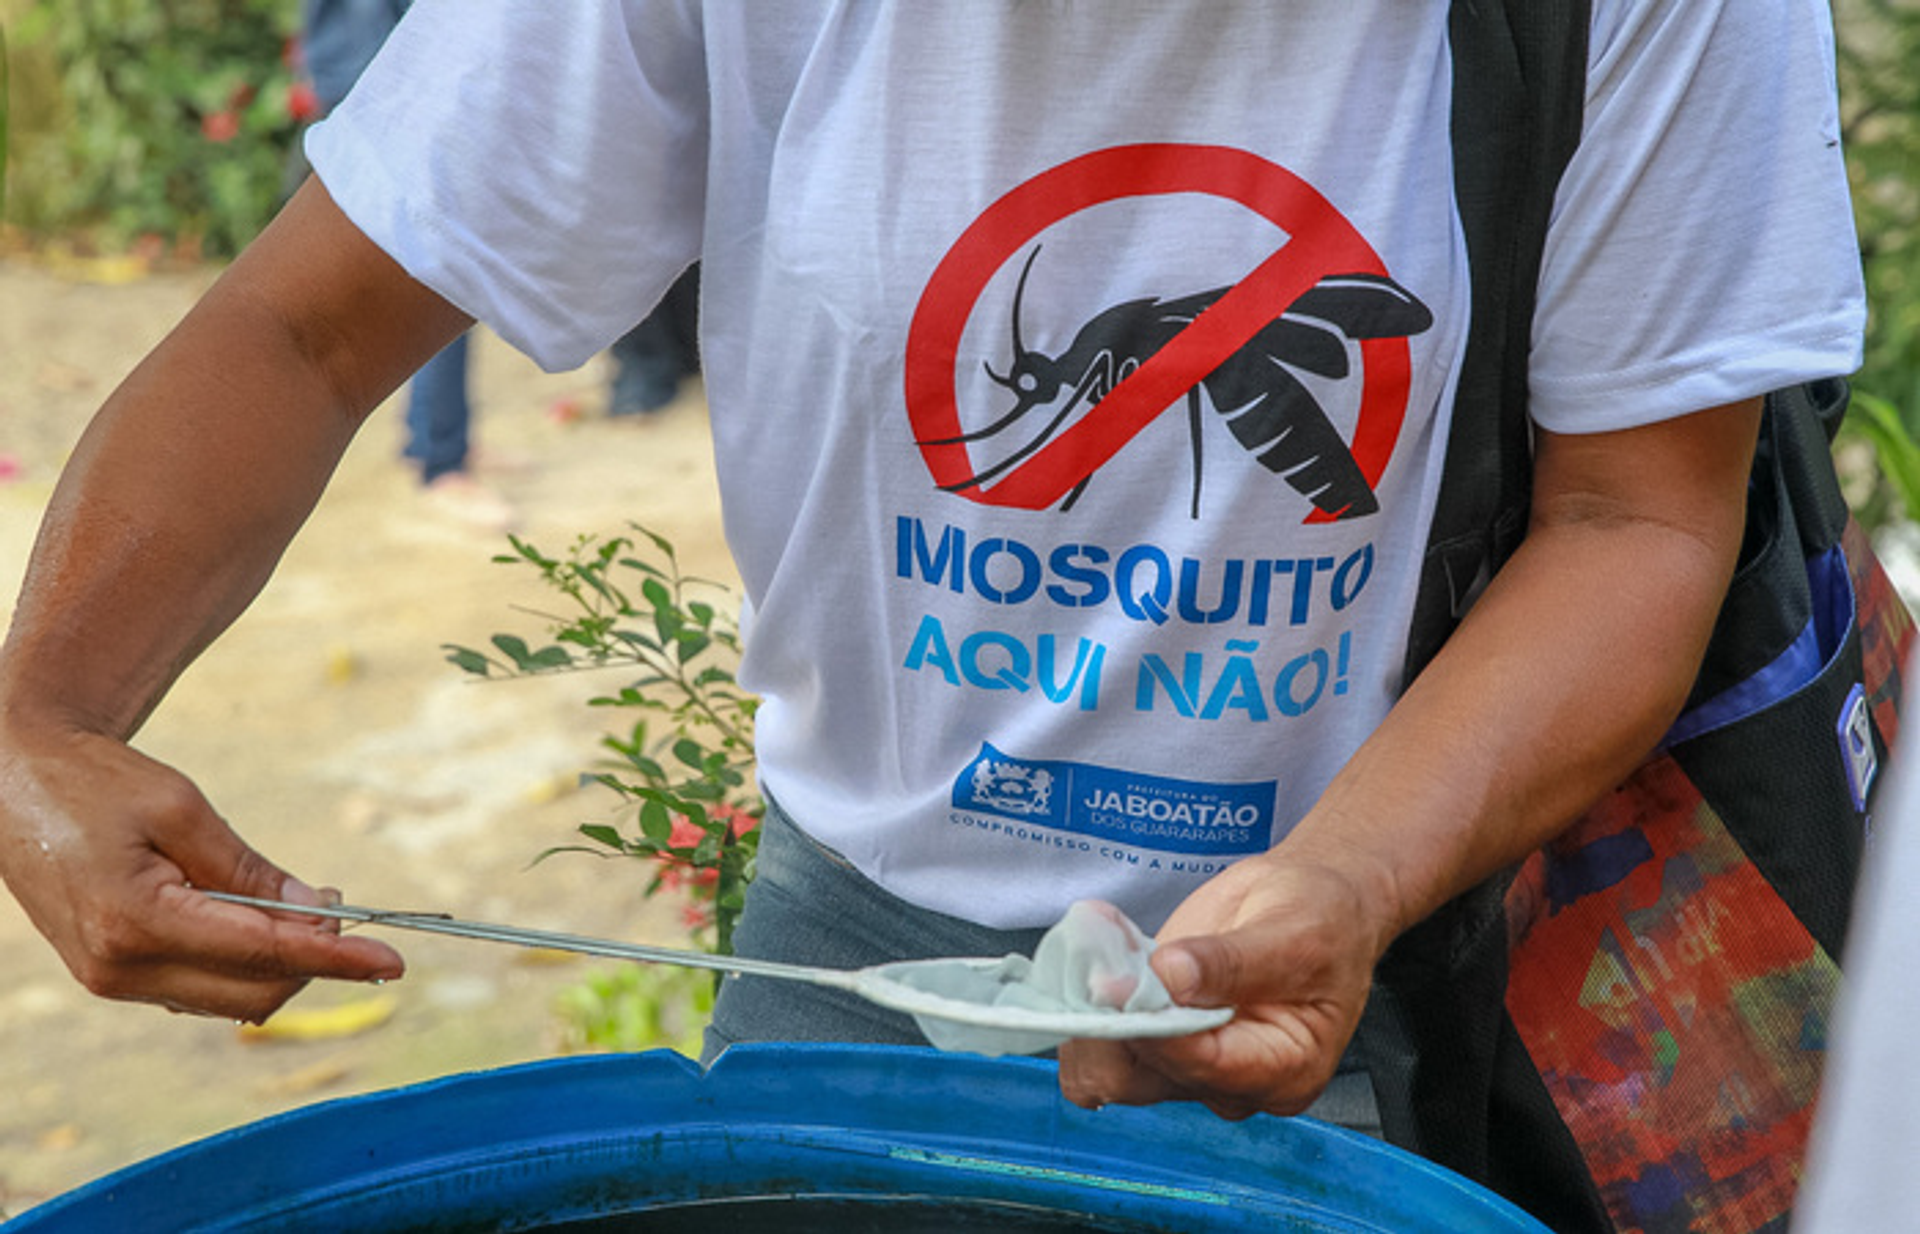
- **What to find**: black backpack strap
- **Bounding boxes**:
[1362,5,1612,1232]
[1401,0,1592,684]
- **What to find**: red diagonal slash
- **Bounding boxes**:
[905,145,1405,518]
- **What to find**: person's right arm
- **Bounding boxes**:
[0,178,471,1022]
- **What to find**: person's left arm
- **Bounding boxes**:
[1058,395,1761,1118]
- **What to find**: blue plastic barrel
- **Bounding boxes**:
[8,1044,1549,1231]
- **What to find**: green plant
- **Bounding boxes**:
[2,19,12,227]
[9,0,309,254]
[1847,390,1920,522]
[444,525,761,957]
[1837,0,1920,522]
[551,963,714,1057]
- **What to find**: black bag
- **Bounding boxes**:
[1366,6,1917,1231]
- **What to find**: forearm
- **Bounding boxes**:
[0,179,467,739]
[1292,511,1732,949]
[1284,402,1762,948]
[0,181,448,1017]
[4,304,354,738]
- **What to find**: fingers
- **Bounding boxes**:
[1058,1014,1332,1120]
[150,884,406,1022]
[59,875,406,1021]
[1056,869,1377,1120]
[2,729,404,1020]
[1059,1038,1181,1108]
[151,773,406,983]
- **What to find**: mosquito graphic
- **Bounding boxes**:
[922,247,1433,518]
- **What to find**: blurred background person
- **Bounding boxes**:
[299,0,513,530]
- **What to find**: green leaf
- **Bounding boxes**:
[525,645,574,670]
[443,646,495,676]
[612,629,664,654]
[491,633,533,665]
[1851,391,1920,518]
[529,844,618,866]
[638,799,675,846]
[579,568,624,606]
[671,738,708,770]
[634,525,679,560]
[578,823,626,850]
[507,535,556,568]
[617,557,668,582]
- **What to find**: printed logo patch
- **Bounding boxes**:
[952,743,1276,857]
[1838,681,1877,814]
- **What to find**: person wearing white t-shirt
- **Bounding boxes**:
[0,0,1862,1154]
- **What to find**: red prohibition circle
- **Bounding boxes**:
[904,144,1412,522]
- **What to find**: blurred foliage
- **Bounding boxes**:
[5,0,307,256]
[1,21,10,226]
[551,963,714,1058]
[1838,0,1920,523]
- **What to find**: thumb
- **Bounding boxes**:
[173,821,407,980]
[1152,931,1265,1009]
[164,807,315,906]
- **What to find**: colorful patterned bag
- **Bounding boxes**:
[1363,6,1916,1231]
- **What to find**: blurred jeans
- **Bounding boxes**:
[302,0,412,111]
[401,334,473,482]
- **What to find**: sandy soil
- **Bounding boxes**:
[0,256,737,1216]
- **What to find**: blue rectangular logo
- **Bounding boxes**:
[952,744,1275,857]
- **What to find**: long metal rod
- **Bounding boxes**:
[202,891,860,990]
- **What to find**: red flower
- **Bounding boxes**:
[651,806,757,893]
[201,111,240,143]
[287,82,320,123]
[709,804,760,838]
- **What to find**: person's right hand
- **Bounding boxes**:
[0,715,404,1023]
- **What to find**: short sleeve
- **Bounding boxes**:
[306,0,707,372]
[1529,0,1864,431]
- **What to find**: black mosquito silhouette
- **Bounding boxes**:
[923,247,1433,518]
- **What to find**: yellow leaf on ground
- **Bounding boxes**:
[236,993,397,1044]
[34,1125,83,1153]
[42,249,151,286]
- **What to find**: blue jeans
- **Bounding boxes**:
[301,0,412,110]
[401,334,473,482]
[704,798,1382,1137]
[608,264,700,416]
[300,0,472,484]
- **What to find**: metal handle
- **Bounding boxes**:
[202,891,860,989]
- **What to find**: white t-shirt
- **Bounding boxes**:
[310,0,1863,932]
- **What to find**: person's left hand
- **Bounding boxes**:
[1055,852,1388,1120]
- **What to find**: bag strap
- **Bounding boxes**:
[1359,7,1612,1231]
[1402,0,1592,685]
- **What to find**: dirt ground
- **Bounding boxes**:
[0,255,738,1217]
